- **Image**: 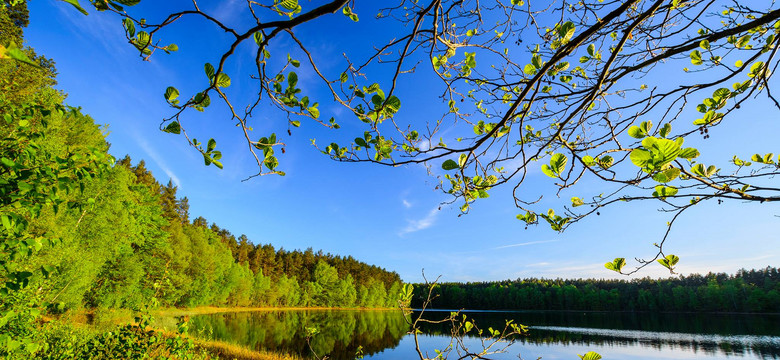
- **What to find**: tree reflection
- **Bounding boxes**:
[188,310,410,359]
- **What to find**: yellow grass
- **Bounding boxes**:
[194,339,303,360]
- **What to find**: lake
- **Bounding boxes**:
[177,309,780,359]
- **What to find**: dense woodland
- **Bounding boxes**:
[415,267,780,313]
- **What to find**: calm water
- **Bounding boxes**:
[176,309,780,359]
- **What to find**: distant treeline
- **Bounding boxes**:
[412,268,780,312]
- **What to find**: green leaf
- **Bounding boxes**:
[204,63,215,81]
[582,155,595,166]
[59,0,88,15]
[215,73,231,88]
[628,125,646,139]
[678,147,700,160]
[629,149,653,168]
[571,197,584,207]
[207,138,217,152]
[163,121,181,134]
[658,254,680,270]
[713,88,731,101]
[532,54,542,69]
[652,185,679,199]
[659,123,672,138]
[122,18,136,37]
[464,321,473,332]
[442,159,459,171]
[164,86,179,101]
[598,155,614,169]
[550,153,567,175]
[523,63,537,75]
[385,95,402,114]
[288,72,298,87]
[264,156,278,170]
[558,21,576,42]
[690,50,703,65]
[541,164,555,178]
[652,167,680,183]
[340,72,348,83]
[736,35,751,49]
[1,215,11,231]
[135,31,150,48]
[1,157,15,169]
[691,163,717,177]
[278,0,298,11]
[254,31,264,46]
[0,310,16,328]
[578,352,603,360]
[749,61,765,77]
[308,106,320,119]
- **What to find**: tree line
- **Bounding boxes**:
[414,267,780,313]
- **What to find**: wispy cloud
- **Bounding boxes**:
[400,207,439,236]
[54,2,130,61]
[524,262,552,268]
[493,239,558,249]
[132,132,182,188]
[402,199,412,209]
[209,0,243,25]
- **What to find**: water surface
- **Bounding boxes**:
[180,309,780,359]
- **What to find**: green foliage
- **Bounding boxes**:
[629,137,683,173]
[604,258,626,273]
[0,95,112,357]
[657,254,680,271]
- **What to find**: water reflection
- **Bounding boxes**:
[183,309,780,360]
[187,309,409,359]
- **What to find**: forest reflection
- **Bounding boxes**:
[184,310,780,360]
[188,310,410,359]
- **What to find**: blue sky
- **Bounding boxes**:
[23,0,778,282]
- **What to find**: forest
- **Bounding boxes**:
[415,267,780,312]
